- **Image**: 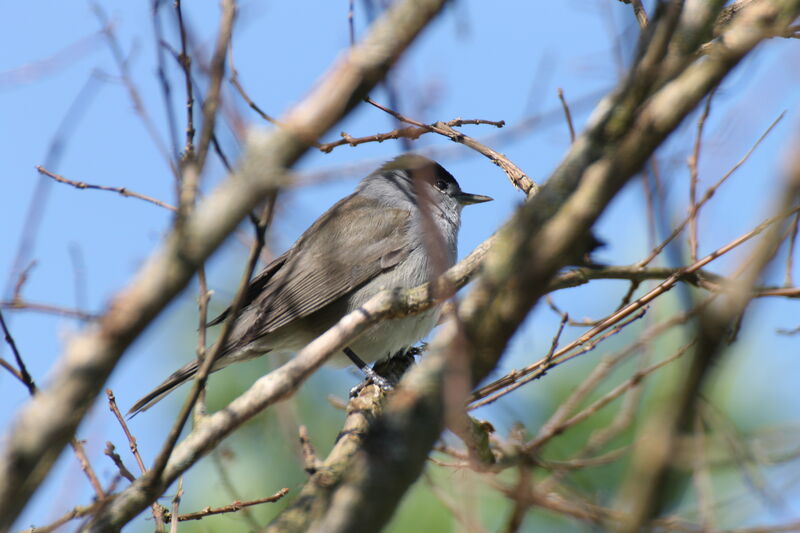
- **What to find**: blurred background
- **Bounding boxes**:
[2,1,800,531]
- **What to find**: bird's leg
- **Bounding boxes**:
[344,347,392,396]
[372,348,418,385]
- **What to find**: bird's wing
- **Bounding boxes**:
[206,252,289,327]
[226,193,413,348]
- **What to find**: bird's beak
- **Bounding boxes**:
[455,191,493,206]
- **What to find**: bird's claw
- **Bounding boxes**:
[349,366,393,397]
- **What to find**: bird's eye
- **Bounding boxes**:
[435,179,447,191]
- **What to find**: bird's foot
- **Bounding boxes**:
[348,347,420,398]
[349,366,393,397]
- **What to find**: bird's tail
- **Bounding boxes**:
[127,359,199,417]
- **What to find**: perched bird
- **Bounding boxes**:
[129,154,492,415]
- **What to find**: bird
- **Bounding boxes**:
[128,154,492,415]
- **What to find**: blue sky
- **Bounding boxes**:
[3,1,800,530]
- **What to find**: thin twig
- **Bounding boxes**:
[68,244,88,313]
[4,73,102,301]
[151,0,179,160]
[175,0,195,158]
[1,299,97,321]
[177,0,236,226]
[71,439,106,500]
[192,0,235,173]
[104,442,136,482]
[526,341,694,451]
[639,111,785,267]
[348,0,356,46]
[317,117,504,153]
[472,205,800,406]
[18,502,104,533]
[193,266,211,422]
[0,28,104,87]
[0,309,36,395]
[299,425,320,475]
[91,4,177,178]
[2,310,108,513]
[469,309,647,410]
[557,88,576,143]
[688,92,715,262]
[366,97,537,195]
[627,0,649,29]
[36,166,176,211]
[170,488,289,522]
[107,389,166,528]
[0,358,26,386]
[169,478,183,533]
[108,389,146,473]
[13,260,37,301]
[228,66,282,128]
[784,211,799,287]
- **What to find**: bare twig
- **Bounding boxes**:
[190,0,235,174]
[169,478,183,533]
[151,0,179,160]
[0,309,36,395]
[106,389,166,528]
[91,4,177,177]
[557,88,576,143]
[317,117,505,153]
[638,111,786,267]
[1,299,97,321]
[469,308,647,410]
[170,488,289,522]
[688,92,715,262]
[527,341,694,451]
[618,85,800,533]
[473,206,800,407]
[175,0,195,158]
[348,0,356,46]
[0,28,104,87]
[107,390,147,474]
[12,260,37,301]
[365,98,537,195]
[298,425,320,475]
[104,442,136,482]
[784,211,799,286]
[4,73,102,301]
[619,0,649,29]
[36,166,176,211]
[228,66,282,129]
[0,358,26,387]
[68,244,88,313]
[17,502,104,533]
[70,439,106,500]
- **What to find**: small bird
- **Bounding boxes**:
[129,154,492,415]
